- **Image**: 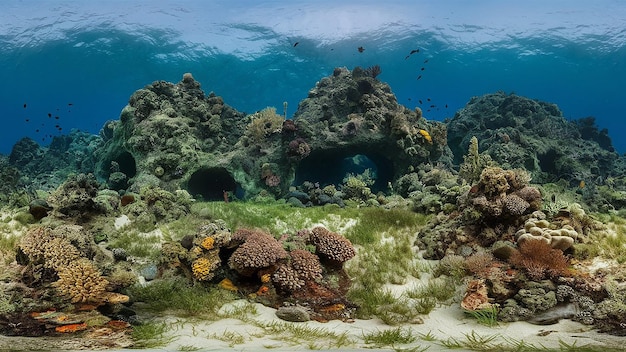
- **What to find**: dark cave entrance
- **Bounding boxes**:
[294,151,394,193]
[187,167,240,201]
[114,151,137,178]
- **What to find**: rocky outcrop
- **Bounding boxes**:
[447,92,623,185]
[95,69,452,199]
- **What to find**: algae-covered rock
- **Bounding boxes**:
[447,92,623,186]
[292,67,452,192]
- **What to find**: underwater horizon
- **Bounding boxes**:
[1,0,625,155]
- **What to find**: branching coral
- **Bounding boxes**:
[19,226,81,270]
[509,239,570,281]
[53,258,109,303]
[308,227,355,265]
[246,107,285,143]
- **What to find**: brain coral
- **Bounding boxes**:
[53,258,109,303]
[228,231,288,276]
[308,227,355,264]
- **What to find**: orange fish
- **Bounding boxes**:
[579,180,585,189]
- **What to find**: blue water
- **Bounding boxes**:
[1,0,625,155]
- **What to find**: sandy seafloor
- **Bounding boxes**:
[1,211,626,352]
[2,283,625,352]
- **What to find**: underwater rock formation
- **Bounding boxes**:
[292,67,451,192]
[93,69,452,200]
[96,73,248,199]
[447,92,624,186]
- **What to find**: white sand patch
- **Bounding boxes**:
[114,214,130,229]
[310,214,358,234]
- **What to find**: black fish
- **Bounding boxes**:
[445,104,448,108]
[417,75,422,80]
[47,113,52,117]
[25,118,29,122]
[35,129,39,132]
[407,98,412,101]
[430,104,435,108]
[358,46,365,53]
[418,100,423,104]
[55,116,59,119]
[293,42,299,47]
[420,67,425,71]
[427,98,431,101]
[404,49,419,59]
[424,59,429,63]
[68,103,73,106]
[23,103,27,108]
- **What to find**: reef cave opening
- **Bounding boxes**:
[538,149,558,176]
[187,167,240,201]
[294,152,394,193]
[114,151,137,178]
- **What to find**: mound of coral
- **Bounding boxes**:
[159,223,357,322]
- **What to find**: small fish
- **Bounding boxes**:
[25,118,29,122]
[35,129,39,132]
[424,59,429,63]
[68,103,73,106]
[427,98,431,101]
[48,113,52,117]
[357,46,365,53]
[405,49,419,59]
[55,116,59,119]
[407,98,412,101]
[430,104,435,108]
[417,75,422,80]
[445,104,448,108]
[23,103,27,108]
[420,67,425,71]
[293,42,299,47]
[418,100,423,104]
